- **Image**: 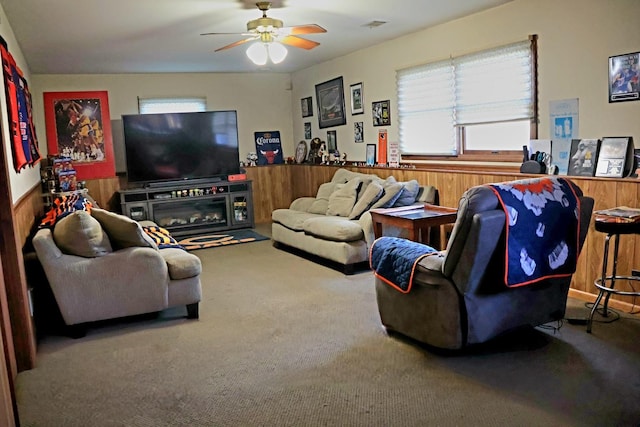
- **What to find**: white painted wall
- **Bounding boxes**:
[4,0,640,203]
[30,72,294,175]
[0,4,41,204]
[291,0,640,163]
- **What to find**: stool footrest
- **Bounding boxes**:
[595,276,640,296]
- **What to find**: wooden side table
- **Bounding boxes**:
[370,204,457,250]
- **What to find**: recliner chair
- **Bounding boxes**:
[374,177,594,350]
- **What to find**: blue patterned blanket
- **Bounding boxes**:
[370,237,437,293]
[487,177,582,287]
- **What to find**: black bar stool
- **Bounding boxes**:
[587,218,640,333]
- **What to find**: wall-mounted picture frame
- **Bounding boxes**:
[327,130,337,153]
[301,97,313,117]
[304,122,311,139]
[608,51,639,103]
[43,90,115,180]
[372,100,391,126]
[354,121,364,143]
[366,144,376,166]
[350,82,364,115]
[315,76,346,129]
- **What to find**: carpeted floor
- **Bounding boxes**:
[177,228,268,251]
[16,224,640,426]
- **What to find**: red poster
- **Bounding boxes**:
[43,90,115,180]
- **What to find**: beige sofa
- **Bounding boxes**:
[32,208,202,336]
[272,168,437,273]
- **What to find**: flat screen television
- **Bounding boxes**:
[122,110,240,185]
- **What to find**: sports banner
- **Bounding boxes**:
[254,131,284,165]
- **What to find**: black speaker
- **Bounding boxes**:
[520,160,545,174]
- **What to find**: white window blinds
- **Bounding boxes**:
[397,60,456,155]
[455,41,533,125]
[397,39,534,155]
[138,97,207,114]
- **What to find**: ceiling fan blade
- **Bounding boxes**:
[214,37,256,52]
[285,24,327,35]
[279,35,320,50]
[201,31,253,36]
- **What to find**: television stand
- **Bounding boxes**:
[119,179,253,237]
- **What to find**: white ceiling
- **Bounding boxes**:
[0,0,513,74]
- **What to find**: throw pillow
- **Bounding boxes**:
[349,181,384,219]
[91,208,157,250]
[393,179,421,207]
[327,178,362,217]
[308,182,336,215]
[356,176,378,200]
[142,226,185,250]
[370,179,404,209]
[40,194,93,228]
[53,211,112,257]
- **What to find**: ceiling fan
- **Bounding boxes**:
[201,1,326,64]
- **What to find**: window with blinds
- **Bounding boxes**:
[138,97,207,114]
[397,37,536,157]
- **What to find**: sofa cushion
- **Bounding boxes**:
[53,211,112,257]
[327,178,362,217]
[308,182,336,214]
[272,209,323,231]
[356,176,374,198]
[91,208,157,250]
[302,216,364,242]
[330,168,378,184]
[393,179,421,207]
[160,248,202,280]
[370,179,404,209]
[349,180,384,219]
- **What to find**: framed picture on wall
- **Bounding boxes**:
[304,122,312,139]
[354,121,364,143]
[327,130,337,153]
[301,97,313,117]
[608,51,640,103]
[315,76,346,128]
[372,100,391,126]
[350,82,364,115]
[43,90,116,180]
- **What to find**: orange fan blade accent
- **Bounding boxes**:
[214,37,256,52]
[287,24,327,35]
[280,35,320,50]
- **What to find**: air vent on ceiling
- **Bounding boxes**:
[362,20,387,29]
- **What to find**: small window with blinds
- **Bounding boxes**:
[397,36,537,158]
[138,97,207,114]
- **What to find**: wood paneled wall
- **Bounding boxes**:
[245,165,640,310]
[11,164,640,365]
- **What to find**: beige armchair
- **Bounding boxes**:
[32,208,202,337]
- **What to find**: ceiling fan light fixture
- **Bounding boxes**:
[268,42,288,64]
[246,42,268,65]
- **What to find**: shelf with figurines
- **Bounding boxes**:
[40,156,90,207]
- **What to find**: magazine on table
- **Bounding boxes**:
[594,206,640,222]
